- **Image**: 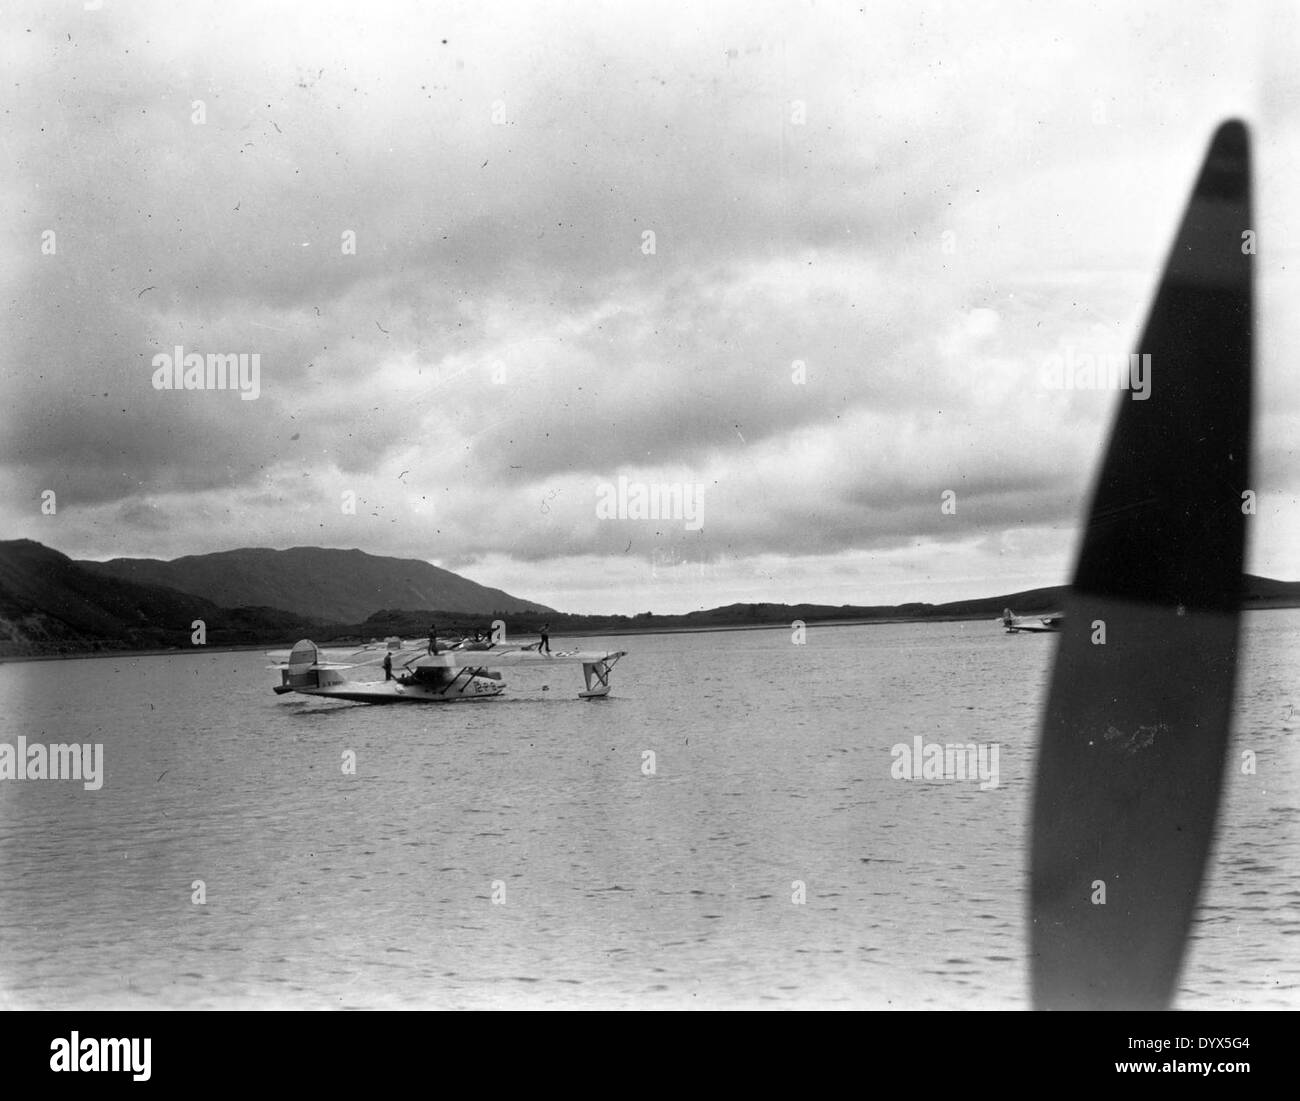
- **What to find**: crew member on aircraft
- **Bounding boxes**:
[383,653,393,681]
[538,622,551,654]
[428,624,438,655]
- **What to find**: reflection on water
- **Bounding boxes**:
[0,613,1295,1008]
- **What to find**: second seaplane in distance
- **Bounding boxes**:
[268,634,628,704]
[1001,608,1064,634]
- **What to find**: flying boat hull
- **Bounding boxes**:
[283,679,503,704]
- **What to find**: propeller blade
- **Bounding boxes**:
[1029,120,1253,1010]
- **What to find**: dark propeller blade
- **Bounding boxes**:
[1029,120,1253,1010]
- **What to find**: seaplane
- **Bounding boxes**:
[267,636,627,704]
[1001,608,1064,633]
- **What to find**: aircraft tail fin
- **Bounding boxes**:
[279,639,323,691]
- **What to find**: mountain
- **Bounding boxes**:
[0,539,319,657]
[1239,574,1300,608]
[6,538,1294,659]
[79,546,555,624]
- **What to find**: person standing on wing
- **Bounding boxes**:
[383,652,393,681]
[428,623,438,655]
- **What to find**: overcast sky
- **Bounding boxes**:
[3,0,1297,614]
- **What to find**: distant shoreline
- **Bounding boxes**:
[3,603,1296,665]
[0,615,977,664]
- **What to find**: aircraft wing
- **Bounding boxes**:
[265,656,362,670]
[406,647,627,669]
[265,646,402,669]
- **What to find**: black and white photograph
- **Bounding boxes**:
[1,0,1296,1050]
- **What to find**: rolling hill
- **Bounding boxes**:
[356,575,1300,638]
[0,539,319,657]
[79,546,555,624]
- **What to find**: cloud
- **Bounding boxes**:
[2,0,1296,612]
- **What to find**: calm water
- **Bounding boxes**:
[0,615,1296,1009]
